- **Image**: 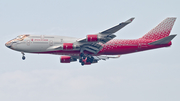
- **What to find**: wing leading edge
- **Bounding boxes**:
[100,17,135,35]
[77,17,135,43]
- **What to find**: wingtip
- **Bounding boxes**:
[170,34,177,37]
[125,17,135,23]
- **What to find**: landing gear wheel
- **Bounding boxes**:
[87,55,94,63]
[86,57,91,63]
[80,53,84,57]
[21,52,25,60]
[82,56,86,59]
[22,56,25,60]
[81,62,84,66]
[79,59,82,63]
[90,56,94,63]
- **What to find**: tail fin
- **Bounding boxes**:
[141,17,176,40]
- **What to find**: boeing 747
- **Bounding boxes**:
[5,17,177,65]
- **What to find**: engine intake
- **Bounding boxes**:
[63,43,80,50]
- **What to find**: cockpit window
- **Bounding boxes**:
[6,34,29,45]
[15,35,29,41]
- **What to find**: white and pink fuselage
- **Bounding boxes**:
[5,17,176,65]
[5,35,171,57]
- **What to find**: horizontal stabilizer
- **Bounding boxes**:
[148,35,177,45]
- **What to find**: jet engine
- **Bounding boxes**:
[86,35,98,42]
[63,43,80,50]
[63,43,73,50]
[60,56,77,63]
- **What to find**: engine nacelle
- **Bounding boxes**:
[60,56,71,63]
[63,43,73,50]
[63,43,80,50]
[60,56,77,63]
[87,35,98,42]
[84,62,91,65]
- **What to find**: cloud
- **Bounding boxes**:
[0,69,120,101]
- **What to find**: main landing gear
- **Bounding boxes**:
[79,53,94,66]
[21,52,25,60]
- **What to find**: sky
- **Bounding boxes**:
[0,0,180,101]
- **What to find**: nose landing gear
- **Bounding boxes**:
[22,56,26,60]
[21,52,25,60]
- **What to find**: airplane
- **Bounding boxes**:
[5,17,177,66]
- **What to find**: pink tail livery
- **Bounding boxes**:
[141,17,176,40]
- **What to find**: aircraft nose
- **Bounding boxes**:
[5,41,12,48]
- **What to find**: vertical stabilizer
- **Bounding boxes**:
[141,17,176,40]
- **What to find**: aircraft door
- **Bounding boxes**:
[26,40,30,46]
[49,40,53,46]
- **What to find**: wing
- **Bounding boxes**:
[94,55,121,60]
[47,18,134,55]
[65,55,121,64]
[99,18,135,35]
[77,17,134,43]
[77,17,135,54]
